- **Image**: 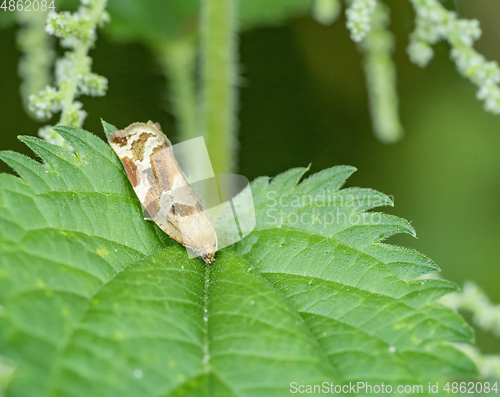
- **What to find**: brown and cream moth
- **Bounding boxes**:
[108,121,218,263]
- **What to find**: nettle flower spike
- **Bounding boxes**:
[46,10,95,44]
[346,0,377,42]
[338,0,500,140]
[27,0,108,148]
[28,86,62,120]
[409,0,500,114]
[79,72,108,96]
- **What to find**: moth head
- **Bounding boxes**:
[200,245,217,264]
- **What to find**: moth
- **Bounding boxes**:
[108,121,218,263]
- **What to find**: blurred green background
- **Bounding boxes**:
[0,0,499,353]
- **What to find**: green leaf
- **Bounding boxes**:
[101,119,118,139]
[0,126,476,396]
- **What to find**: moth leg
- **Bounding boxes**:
[144,216,154,221]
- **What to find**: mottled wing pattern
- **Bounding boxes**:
[108,121,218,263]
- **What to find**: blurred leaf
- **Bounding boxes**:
[0,12,16,28]
[0,125,476,395]
[106,0,200,44]
[105,0,313,45]
[238,0,313,29]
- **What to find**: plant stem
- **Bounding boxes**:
[159,39,199,142]
[60,45,86,126]
[359,4,403,143]
[59,0,107,127]
[200,0,238,175]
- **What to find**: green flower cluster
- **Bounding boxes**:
[28,0,108,147]
[442,281,500,338]
[409,0,500,114]
[441,282,500,379]
[326,0,500,142]
[346,0,377,42]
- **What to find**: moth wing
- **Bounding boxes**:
[163,187,217,250]
[155,217,186,245]
[155,189,207,251]
[108,121,217,259]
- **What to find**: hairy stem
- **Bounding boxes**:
[359,4,403,143]
[159,39,199,142]
[200,0,238,175]
[59,46,86,126]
